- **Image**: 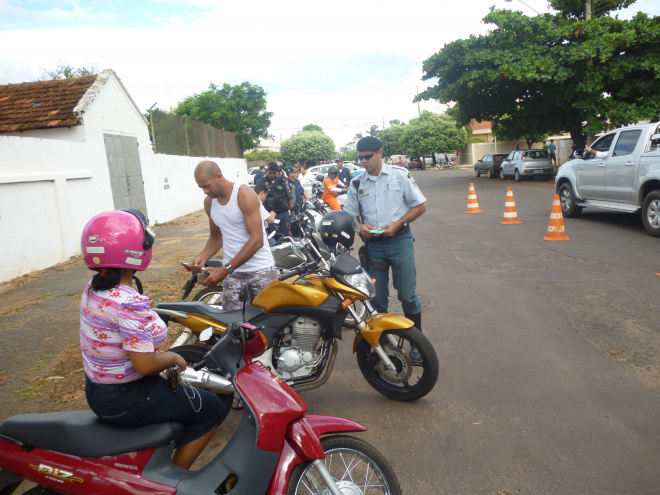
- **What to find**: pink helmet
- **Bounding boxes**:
[81,209,155,271]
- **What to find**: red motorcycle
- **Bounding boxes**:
[0,320,401,495]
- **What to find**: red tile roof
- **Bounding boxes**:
[468,120,492,131]
[0,75,97,133]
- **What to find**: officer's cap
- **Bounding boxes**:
[268,161,279,172]
[356,136,383,152]
[284,166,294,173]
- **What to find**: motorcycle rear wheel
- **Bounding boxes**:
[192,286,223,308]
[169,344,233,422]
[286,435,401,495]
[356,328,439,402]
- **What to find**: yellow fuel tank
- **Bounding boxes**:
[253,277,329,312]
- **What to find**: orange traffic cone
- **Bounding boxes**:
[543,194,569,241]
[465,183,483,214]
[500,187,522,225]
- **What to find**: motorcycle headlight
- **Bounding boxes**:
[342,270,376,299]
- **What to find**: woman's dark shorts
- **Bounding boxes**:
[85,374,225,447]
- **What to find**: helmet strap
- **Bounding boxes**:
[133,274,143,295]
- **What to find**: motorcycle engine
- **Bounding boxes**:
[274,316,323,380]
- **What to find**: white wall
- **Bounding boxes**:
[0,73,248,283]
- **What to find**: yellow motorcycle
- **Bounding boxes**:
[156,213,439,402]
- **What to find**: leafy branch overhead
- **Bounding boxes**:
[416,1,660,146]
[174,82,273,151]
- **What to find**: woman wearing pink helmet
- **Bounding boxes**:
[80,209,224,469]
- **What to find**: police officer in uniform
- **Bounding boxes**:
[343,136,427,334]
[285,166,307,214]
[256,161,293,238]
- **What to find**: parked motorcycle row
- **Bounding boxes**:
[0,194,438,495]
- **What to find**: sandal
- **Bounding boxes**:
[231,395,244,411]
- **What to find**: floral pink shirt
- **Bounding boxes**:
[80,283,167,384]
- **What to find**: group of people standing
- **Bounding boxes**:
[77,136,428,471]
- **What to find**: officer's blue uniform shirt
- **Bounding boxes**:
[337,166,352,187]
[287,177,304,204]
[344,164,426,227]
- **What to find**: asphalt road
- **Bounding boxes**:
[2,167,658,494]
[294,168,659,495]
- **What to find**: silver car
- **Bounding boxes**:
[500,149,554,181]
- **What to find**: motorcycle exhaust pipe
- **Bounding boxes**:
[180,368,235,394]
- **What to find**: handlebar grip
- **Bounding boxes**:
[192,361,206,371]
[278,265,306,281]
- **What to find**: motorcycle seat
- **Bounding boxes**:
[0,410,184,457]
[157,302,265,326]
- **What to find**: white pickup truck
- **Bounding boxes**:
[554,122,660,237]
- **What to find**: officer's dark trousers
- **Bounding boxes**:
[275,211,291,238]
[366,231,421,315]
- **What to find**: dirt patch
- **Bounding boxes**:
[0,210,210,421]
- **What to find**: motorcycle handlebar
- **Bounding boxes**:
[278,262,315,281]
[192,360,206,371]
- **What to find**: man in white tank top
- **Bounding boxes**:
[191,161,277,310]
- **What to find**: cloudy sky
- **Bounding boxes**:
[1,0,659,149]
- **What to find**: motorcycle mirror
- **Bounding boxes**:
[199,327,214,342]
[239,284,249,303]
[239,283,250,322]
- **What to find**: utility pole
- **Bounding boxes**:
[585,0,592,20]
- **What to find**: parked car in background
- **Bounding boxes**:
[555,121,660,237]
[500,149,554,181]
[406,158,424,170]
[474,153,509,178]
[247,166,260,186]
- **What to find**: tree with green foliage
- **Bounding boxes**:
[174,82,273,151]
[399,111,467,165]
[243,148,281,162]
[380,124,407,157]
[40,63,98,80]
[280,131,335,167]
[416,1,660,147]
[302,124,323,132]
[337,144,358,162]
[367,124,382,138]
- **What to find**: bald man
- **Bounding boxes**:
[190,160,276,310]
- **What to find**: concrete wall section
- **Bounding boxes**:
[0,136,248,283]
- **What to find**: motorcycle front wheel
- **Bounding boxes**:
[192,286,223,308]
[169,344,233,422]
[286,435,401,495]
[356,328,439,402]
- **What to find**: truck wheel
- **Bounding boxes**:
[558,183,582,218]
[641,190,660,237]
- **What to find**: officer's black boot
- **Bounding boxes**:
[404,312,422,332]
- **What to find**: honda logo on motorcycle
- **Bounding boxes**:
[30,463,83,483]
